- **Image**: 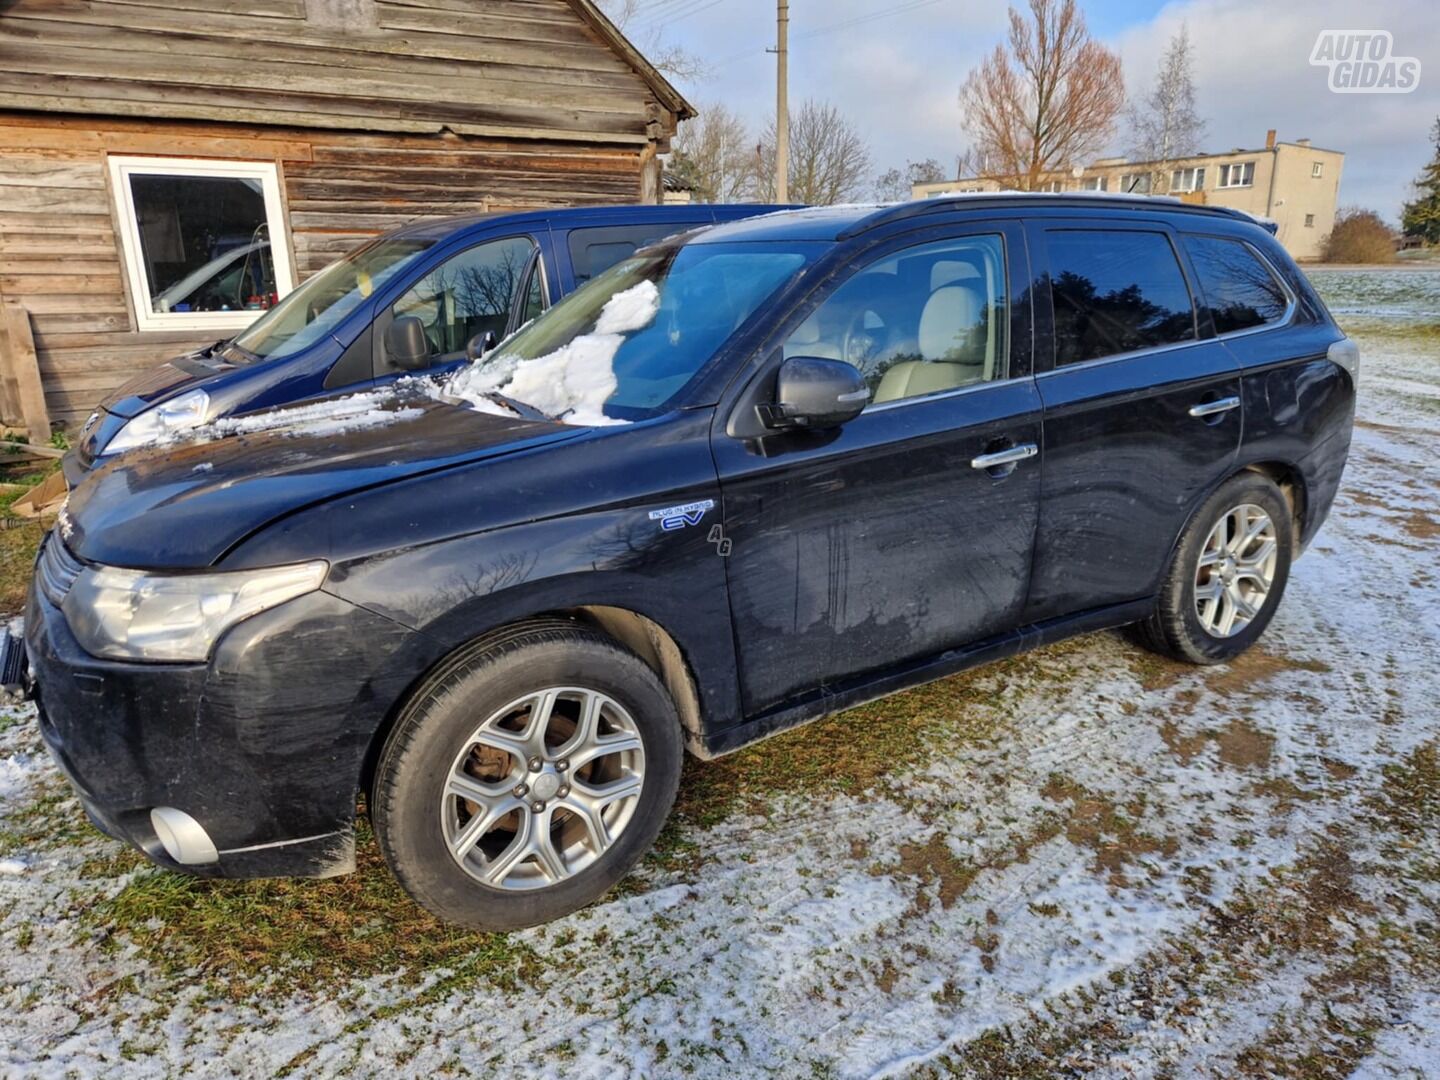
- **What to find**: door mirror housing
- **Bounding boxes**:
[758,356,869,431]
[466,330,498,361]
[385,315,432,371]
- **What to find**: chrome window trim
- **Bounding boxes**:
[863,371,1034,414]
[1034,334,1217,379]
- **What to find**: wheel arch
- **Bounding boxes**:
[1238,459,1308,539]
[359,606,708,805]
[1157,457,1309,582]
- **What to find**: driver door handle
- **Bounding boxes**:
[1188,396,1240,418]
[970,443,1038,470]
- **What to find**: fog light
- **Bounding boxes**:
[149,807,219,866]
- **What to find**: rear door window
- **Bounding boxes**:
[1046,230,1196,366]
[568,222,705,283]
[1184,235,1289,334]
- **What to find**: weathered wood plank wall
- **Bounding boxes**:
[0,0,689,430]
[0,117,647,426]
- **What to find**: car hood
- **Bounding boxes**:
[98,351,236,418]
[62,392,577,569]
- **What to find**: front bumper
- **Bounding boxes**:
[24,553,422,879]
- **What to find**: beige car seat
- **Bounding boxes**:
[873,282,989,403]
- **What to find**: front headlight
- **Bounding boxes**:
[62,560,327,662]
[103,389,211,456]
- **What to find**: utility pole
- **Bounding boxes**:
[773,0,789,202]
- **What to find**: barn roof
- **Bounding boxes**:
[567,0,697,122]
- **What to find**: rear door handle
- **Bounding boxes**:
[970,443,1038,470]
[1188,396,1240,418]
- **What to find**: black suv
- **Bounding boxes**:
[25,196,1356,929]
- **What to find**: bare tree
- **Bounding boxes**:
[755,100,872,205]
[1127,24,1205,192]
[958,0,1124,191]
[873,158,948,201]
[670,103,755,203]
[598,0,707,82]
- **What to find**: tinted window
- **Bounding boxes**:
[393,236,535,358]
[568,222,704,283]
[1047,231,1195,365]
[1185,236,1289,334]
[784,235,1008,406]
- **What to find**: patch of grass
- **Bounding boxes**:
[1370,740,1439,840]
[1040,774,1177,885]
[0,779,98,856]
[670,641,1088,830]
[87,820,543,999]
[0,460,57,614]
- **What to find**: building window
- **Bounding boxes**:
[1304,214,1316,228]
[1119,173,1152,194]
[1311,161,1324,178]
[1080,176,1108,191]
[108,156,295,333]
[1037,179,1063,193]
[1171,167,1206,192]
[1217,162,1255,188]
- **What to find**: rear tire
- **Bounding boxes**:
[1131,472,1294,665]
[371,621,683,930]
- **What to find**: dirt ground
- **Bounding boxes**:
[0,268,1436,1078]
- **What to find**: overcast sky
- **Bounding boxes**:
[637,0,1438,219]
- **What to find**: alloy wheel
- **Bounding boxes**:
[440,687,645,890]
[1194,503,1279,638]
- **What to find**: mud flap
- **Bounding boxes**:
[0,620,29,704]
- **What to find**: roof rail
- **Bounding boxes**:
[838,191,1263,239]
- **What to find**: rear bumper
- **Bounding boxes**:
[24,559,422,879]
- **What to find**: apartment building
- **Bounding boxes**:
[914,131,1344,260]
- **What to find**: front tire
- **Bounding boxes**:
[1132,472,1294,665]
[372,621,683,929]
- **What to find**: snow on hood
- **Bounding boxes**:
[137,385,431,454]
[204,389,427,441]
[441,279,661,426]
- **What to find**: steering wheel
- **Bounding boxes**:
[840,307,889,370]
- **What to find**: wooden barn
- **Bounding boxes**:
[0,0,694,436]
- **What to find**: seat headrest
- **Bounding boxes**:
[930,258,983,290]
[918,283,984,362]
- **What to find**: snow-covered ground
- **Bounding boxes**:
[0,268,1436,1078]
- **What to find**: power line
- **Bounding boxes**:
[792,0,948,42]
[710,0,952,71]
[634,0,723,30]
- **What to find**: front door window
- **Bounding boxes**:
[782,235,1009,405]
[392,236,536,361]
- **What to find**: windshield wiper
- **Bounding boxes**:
[485,391,556,423]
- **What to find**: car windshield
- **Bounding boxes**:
[453,240,817,423]
[226,236,436,362]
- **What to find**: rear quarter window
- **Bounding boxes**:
[1046,230,1196,366]
[1184,235,1290,334]
[568,222,706,283]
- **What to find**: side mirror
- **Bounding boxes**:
[385,315,432,371]
[466,330,498,361]
[758,356,869,431]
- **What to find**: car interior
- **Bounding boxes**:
[784,239,1007,405]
